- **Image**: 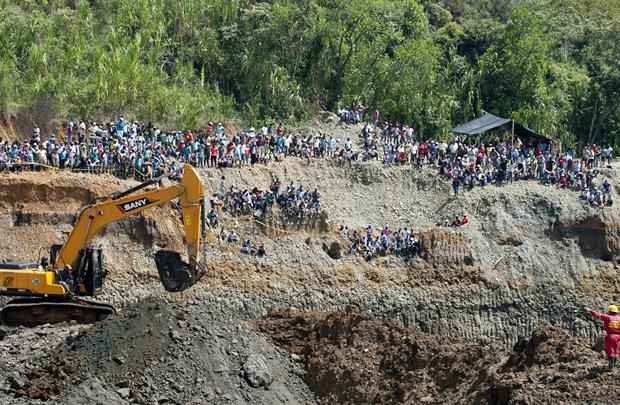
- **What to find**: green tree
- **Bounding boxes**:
[480,7,559,136]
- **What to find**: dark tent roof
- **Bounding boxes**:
[451,113,511,135]
[451,112,550,143]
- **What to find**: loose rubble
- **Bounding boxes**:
[0,302,314,404]
[256,309,620,405]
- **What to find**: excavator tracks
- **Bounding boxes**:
[0,298,114,326]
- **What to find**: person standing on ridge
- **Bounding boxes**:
[586,304,620,369]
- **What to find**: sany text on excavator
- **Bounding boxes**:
[0,164,206,326]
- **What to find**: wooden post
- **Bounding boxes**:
[511,119,515,146]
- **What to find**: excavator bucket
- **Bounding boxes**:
[154,250,204,292]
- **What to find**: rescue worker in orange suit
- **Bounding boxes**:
[587,304,620,369]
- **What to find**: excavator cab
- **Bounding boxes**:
[49,244,105,296]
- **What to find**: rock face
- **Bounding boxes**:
[418,228,474,266]
[551,212,620,261]
[182,283,600,351]
[258,210,330,236]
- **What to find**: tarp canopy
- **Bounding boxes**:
[451,113,511,135]
[451,112,550,143]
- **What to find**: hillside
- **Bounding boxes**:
[1,120,619,404]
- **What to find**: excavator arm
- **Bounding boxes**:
[0,164,206,326]
[54,163,205,293]
[56,164,204,272]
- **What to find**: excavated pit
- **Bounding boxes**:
[255,308,620,405]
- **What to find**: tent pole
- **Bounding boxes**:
[511,120,515,146]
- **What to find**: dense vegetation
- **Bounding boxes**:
[0,0,619,147]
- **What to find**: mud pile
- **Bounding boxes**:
[486,326,620,404]
[256,309,620,405]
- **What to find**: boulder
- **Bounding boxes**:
[64,377,129,405]
[323,241,342,260]
[243,354,273,388]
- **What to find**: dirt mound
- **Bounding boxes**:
[256,309,620,405]
[0,301,315,404]
[0,170,127,212]
[255,308,490,404]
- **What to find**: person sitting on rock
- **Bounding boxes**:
[227,230,239,243]
[210,194,224,212]
[218,228,227,241]
[460,214,469,226]
[451,214,469,227]
[270,177,281,197]
[586,304,620,369]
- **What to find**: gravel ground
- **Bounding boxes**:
[0,301,315,405]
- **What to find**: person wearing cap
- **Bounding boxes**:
[586,304,620,369]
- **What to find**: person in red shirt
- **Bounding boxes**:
[209,144,219,168]
[450,214,469,227]
[460,214,469,226]
[587,304,620,369]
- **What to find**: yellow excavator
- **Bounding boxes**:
[0,164,206,326]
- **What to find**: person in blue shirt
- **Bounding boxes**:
[115,117,126,137]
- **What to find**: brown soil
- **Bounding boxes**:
[255,309,620,405]
[0,170,127,210]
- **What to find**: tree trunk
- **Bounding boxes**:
[587,95,599,144]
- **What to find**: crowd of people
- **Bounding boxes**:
[218,178,322,220]
[0,117,366,179]
[0,119,202,179]
[340,225,420,261]
[358,122,615,206]
[580,178,613,207]
[214,229,266,257]
[1,116,615,210]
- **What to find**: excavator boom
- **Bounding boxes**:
[0,164,206,326]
